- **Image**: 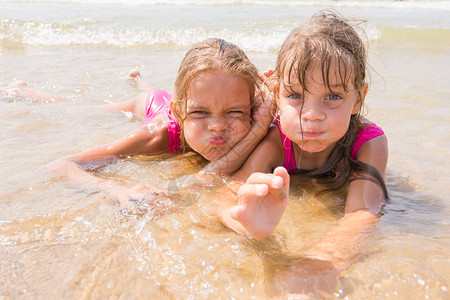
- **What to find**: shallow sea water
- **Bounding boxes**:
[0,0,449,299]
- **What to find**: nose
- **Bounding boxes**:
[208,115,227,132]
[300,99,325,122]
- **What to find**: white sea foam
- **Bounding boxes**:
[1,19,387,51]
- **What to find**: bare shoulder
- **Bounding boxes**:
[346,133,388,214]
[133,117,170,154]
[356,133,388,177]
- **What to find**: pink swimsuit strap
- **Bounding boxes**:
[272,118,297,173]
[350,122,384,160]
[144,90,181,153]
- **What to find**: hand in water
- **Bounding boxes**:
[230,167,290,239]
[117,184,179,215]
[1,80,62,103]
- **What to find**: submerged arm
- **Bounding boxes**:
[47,120,171,207]
[270,134,389,297]
[1,81,63,103]
[310,134,388,264]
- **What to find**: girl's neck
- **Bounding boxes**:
[293,142,336,171]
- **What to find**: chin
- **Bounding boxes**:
[299,143,327,154]
[202,150,228,162]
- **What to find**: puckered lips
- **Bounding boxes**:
[209,136,227,146]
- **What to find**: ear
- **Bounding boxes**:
[352,83,368,115]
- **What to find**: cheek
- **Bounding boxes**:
[279,107,299,128]
[279,101,298,116]
[330,111,352,137]
[182,121,200,145]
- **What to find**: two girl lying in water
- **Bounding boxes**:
[2,12,388,297]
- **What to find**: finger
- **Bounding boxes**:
[246,172,285,193]
[263,69,274,77]
[229,205,244,220]
[238,183,269,198]
[267,168,290,204]
[268,175,283,189]
[273,166,290,192]
[246,172,281,185]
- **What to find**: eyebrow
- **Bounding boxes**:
[186,103,207,109]
[187,103,249,110]
[227,104,250,110]
[284,79,347,87]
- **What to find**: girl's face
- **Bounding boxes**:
[182,71,252,161]
[278,63,366,155]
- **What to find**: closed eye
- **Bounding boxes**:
[188,110,208,117]
[227,110,245,117]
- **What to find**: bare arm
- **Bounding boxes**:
[47,119,171,207]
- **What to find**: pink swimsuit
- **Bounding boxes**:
[272,119,384,173]
[144,90,181,153]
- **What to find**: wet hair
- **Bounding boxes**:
[273,11,388,199]
[171,38,263,148]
